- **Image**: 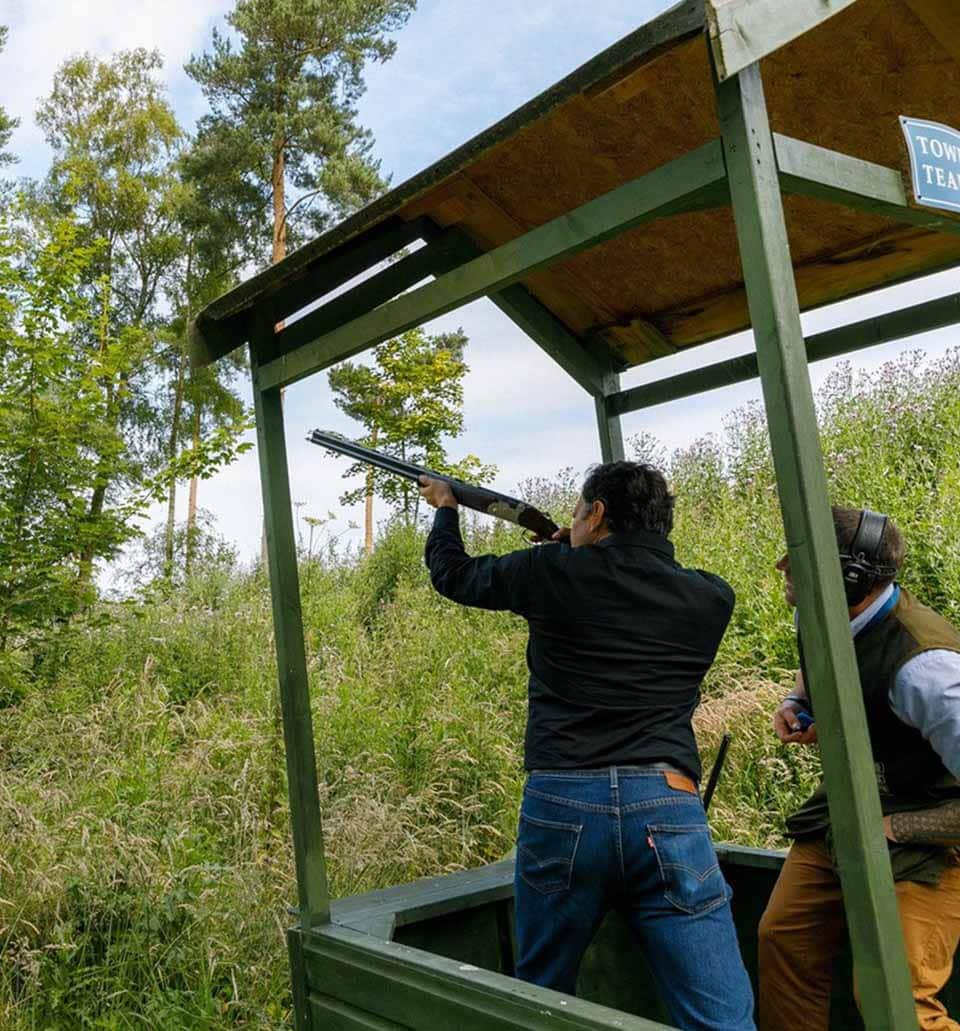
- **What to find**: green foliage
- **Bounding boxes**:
[0,26,18,167]
[185,0,417,256]
[36,48,183,320]
[0,203,144,661]
[329,327,497,524]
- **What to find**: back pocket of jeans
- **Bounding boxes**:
[647,823,727,915]
[517,813,582,895]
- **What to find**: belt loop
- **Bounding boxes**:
[609,766,619,790]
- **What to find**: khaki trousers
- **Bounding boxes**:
[758,838,960,1031]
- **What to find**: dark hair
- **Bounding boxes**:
[581,461,675,536]
[832,506,905,586]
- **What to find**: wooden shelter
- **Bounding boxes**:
[191,1,960,1027]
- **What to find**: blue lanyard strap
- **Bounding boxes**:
[859,584,900,636]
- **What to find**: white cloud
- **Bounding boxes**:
[2,0,232,175]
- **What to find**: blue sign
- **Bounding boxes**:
[900,116,960,214]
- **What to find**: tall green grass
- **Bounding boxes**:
[1,350,959,1027]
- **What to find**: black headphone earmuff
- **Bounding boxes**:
[838,509,898,605]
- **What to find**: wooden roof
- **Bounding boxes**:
[192,0,960,371]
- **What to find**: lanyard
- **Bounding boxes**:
[857,584,900,638]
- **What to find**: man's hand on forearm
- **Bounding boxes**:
[884,800,960,847]
[418,475,458,510]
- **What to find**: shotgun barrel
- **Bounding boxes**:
[307,429,560,540]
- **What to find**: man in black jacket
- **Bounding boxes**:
[418,461,755,1031]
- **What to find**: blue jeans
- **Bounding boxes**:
[514,767,756,1031]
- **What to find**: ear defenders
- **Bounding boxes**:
[839,509,898,605]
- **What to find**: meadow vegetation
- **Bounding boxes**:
[2,350,959,1027]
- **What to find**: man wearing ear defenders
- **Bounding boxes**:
[759,507,960,1031]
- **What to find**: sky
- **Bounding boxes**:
[2,0,959,571]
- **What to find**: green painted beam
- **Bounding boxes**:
[607,290,960,415]
[189,217,434,367]
[492,286,617,396]
[430,227,619,396]
[288,927,314,1031]
[775,133,960,237]
[255,141,728,391]
[271,230,470,362]
[310,992,406,1029]
[716,60,916,1030]
[304,923,673,1030]
[595,373,625,462]
[250,316,329,931]
[706,0,860,82]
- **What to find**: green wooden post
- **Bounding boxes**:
[250,313,330,933]
[715,62,916,1029]
[595,373,625,462]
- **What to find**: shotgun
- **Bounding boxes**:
[307,430,560,540]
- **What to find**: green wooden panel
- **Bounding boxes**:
[288,927,313,1031]
[595,373,625,462]
[250,318,329,930]
[304,923,674,1031]
[428,226,618,396]
[191,217,434,367]
[310,993,409,1030]
[272,230,474,361]
[775,133,960,237]
[608,290,960,415]
[706,0,860,82]
[395,901,510,976]
[256,141,728,391]
[716,61,916,1030]
[333,859,514,938]
[493,285,615,396]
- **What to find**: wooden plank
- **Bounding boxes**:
[190,217,433,367]
[658,225,960,347]
[417,184,669,372]
[430,227,618,396]
[775,133,960,236]
[288,927,314,1031]
[716,59,916,1030]
[250,316,329,930]
[271,231,469,362]
[332,860,514,936]
[706,0,861,83]
[304,924,673,1030]
[491,286,614,396]
[595,373,625,462]
[609,290,960,414]
[310,993,408,1031]
[256,141,728,391]
[902,0,960,63]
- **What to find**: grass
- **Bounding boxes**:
[2,349,959,1027]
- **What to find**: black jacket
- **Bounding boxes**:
[424,506,735,780]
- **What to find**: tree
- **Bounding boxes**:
[154,163,252,580]
[35,49,185,584]
[187,0,417,564]
[0,27,18,166]
[328,328,495,552]
[185,0,417,265]
[0,204,140,663]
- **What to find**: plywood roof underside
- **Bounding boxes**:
[194,0,960,371]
